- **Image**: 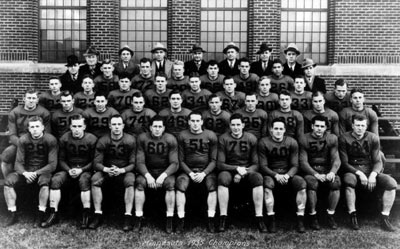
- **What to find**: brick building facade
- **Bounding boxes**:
[0,0,399,126]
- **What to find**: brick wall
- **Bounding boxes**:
[0,0,38,61]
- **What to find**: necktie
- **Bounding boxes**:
[262,62,267,71]
[230,61,234,69]
[124,63,128,69]
[196,62,200,70]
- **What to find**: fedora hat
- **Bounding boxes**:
[151,42,168,53]
[223,42,240,54]
[119,45,134,56]
[189,44,206,53]
[302,58,317,68]
[83,46,100,56]
[257,43,272,54]
[65,54,79,67]
[284,43,300,55]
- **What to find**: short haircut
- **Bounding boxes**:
[188,110,203,120]
[94,91,107,99]
[189,72,200,79]
[352,114,368,124]
[223,75,234,84]
[172,60,184,67]
[272,59,283,66]
[82,74,94,81]
[101,59,113,66]
[311,115,328,126]
[28,116,43,125]
[25,87,39,96]
[168,89,181,98]
[71,114,86,125]
[49,76,61,82]
[311,91,325,99]
[150,115,165,126]
[334,79,347,88]
[294,74,306,81]
[350,88,364,97]
[61,90,73,98]
[132,91,144,99]
[119,72,131,80]
[208,93,221,102]
[279,89,291,98]
[259,76,271,84]
[239,57,251,65]
[245,92,257,98]
[109,114,123,124]
[155,72,167,80]
[140,57,151,64]
[207,60,219,68]
[271,117,286,128]
[230,113,243,123]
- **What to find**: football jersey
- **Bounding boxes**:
[290,91,312,113]
[234,107,268,138]
[202,109,231,136]
[107,88,140,113]
[131,74,155,93]
[181,89,212,111]
[325,91,351,113]
[216,91,246,113]
[121,108,156,136]
[339,107,378,135]
[233,73,260,94]
[82,107,119,138]
[51,107,84,139]
[256,93,279,113]
[200,74,225,93]
[159,107,191,137]
[144,89,171,113]
[167,76,189,92]
[302,108,339,136]
[268,109,304,139]
[73,91,95,110]
[39,90,62,113]
[93,75,119,96]
[269,74,294,93]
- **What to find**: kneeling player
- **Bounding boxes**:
[258,118,307,233]
[299,116,341,230]
[41,115,97,228]
[176,111,218,233]
[134,116,178,234]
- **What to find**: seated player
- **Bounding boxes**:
[217,113,266,233]
[134,116,178,234]
[73,74,96,110]
[131,57,155,93]
[233,57,260,94]
[256,76,279,114]
[175,111,218,233]
[181,72,212,111]
[299,116,341,230]
[202,94,231,136]
[200,60,225,93]
[290,75,312,113]
[216,76,245,113]
[167,60,189,92]
[51,91,84,139]
[159,90,191,137]
[41,115,97,229]
[258,118,307,233]
[107,72,140,113]
[39,77,62,113]
[89,115,136,231]
[82,92,119,138]
[339,114,397,231]
[144,72,171,113]
[3,116,57,227]
[94,59,119,96]
[325,79,351,113]
[121,92,156,136]
[234,92,268,138]
[269,59,294,93]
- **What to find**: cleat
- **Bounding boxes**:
[4,211,18,227]
[207,217,215,233]
[256,216,267,233]
[267,215,277,233]
[176,218,184,234]
[218,215,227,232]
[165,217,173,234]
[297,216,305,233]
[309,214,320,230]
[88,214,102,230]
[80,208,90,229]
[34,210,46,228]
[381,215,395,232]
[327,214,338,230]
[122,215,133,232]
[133,216,143,232]
[41,208,58,228]
[350,212,360,230]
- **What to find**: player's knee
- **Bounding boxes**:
[123,172,135,187]
[263,176,275,189]
[176,175,189,192]
[217,171,232,187]
[378,174,397,190]
[206,174,217,192]
[248,172,263,187]
[329,176,341,190]
[79,173,92,191]
[4,172,19,187]
[38,174,51,187]
[135,176,146,191]
[91,172,104,187]
[1,145,17,164]
[343,172,357,188]
[163,176,175,191]
[292,175,307,191]
[304,175,318,191]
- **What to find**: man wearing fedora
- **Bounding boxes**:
[218,42,240,77]
[283,43,304,80]
[250,43,273,77]
[302,58,326,94]
[113,45,140,79]
[79,46,102,79]
[184,44,208,76]
[151,42,173,79]
[60,55,83,94]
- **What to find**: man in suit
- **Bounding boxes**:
[113,45,140,79]
[218,42,240,77]
[60,55,83,94]
[184,44,208,76]
[151,42,173,79]
[79,46,102,79]
[283,43,303,80]
[302,58,326,93]
[250,42,273,77]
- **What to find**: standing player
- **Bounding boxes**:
[233,58,260,94]
[256,76,279,114]
[107,72,140,113]
[89,115,136,231]
[269,90,304,140]
[121,92,156,136]
[202,94,231,136]
[184,44,208,76]
[182,72,212,111]
[339,114,397,231]
[282,43,303,80]
[1,88,51,178]
[200,60,225,93]
[131,57,155,93]
[82,92,119,138]
[250,43,273,77]
[299,116,341,230]
[303,91,339,136]
[234,92,268,138]
[167,60,189,92]
[159,90,191,137]
[325,79,351,113]
[51,91,84,139]
[134,116,179,233]
[39,77,62,113]
[175,111,218,233]
[41,115,97,229]
[73,75,96,110]
[258,118,307,233]
[217,114,266,232]
[3,116,57,227]
[290,75,312,113]
[218,42,240,77]
[94,59,119,97]
[144,72,171,113]
[216,76,245,113]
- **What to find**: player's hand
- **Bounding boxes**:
[314,173,326,182]
[367,173,377,191]
[155,173,167,188]
[356,171,368,187]
[236,167,247,176]
[275,174,287,185]
[234,174,242,183]
[193,172,206,183]
[23,172,37,184]
[145,173,156,189]
[326,172,335,182]
[189,172,196,181]
[112,167,125,176]
[69,169,77,178]
[103,167,115,177]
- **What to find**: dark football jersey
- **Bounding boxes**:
[268,109,304,139]
[202,109,231,136]
[51,107,84,139]
[39,90,62,113]
[290,91,312,113]
[159,107,191,137]
[216,91,246,113]
[182,89,212,111]
[73,91,95,110]
[325,91,351,113]
[234,108,268,138]
[269,75,294,93]
[121,108,156,136]
[144,89,171,113]
[256,93,279,113]
[107,88,140,113]
[233,73,260,94]
[131,74,155,93]
[200,74,225,93]
[82,107,119,138]
[339,107,378,136]
[167,76,189,92]
[302,108,339,136]
[93,75,119,96]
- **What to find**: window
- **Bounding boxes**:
[39,0,87,62]
[120,0,168,62]
[281,0,328,64]
[200,0,248,61]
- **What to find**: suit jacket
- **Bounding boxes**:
[151,59,174,79]
[60,71,83,94]
[184,60,208,76]
[305,76,326,94]
[250,60,273,77]
[78,63,102,79]
[113,60,140,79]
[218,59,240,77]
[283,62,303,80]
